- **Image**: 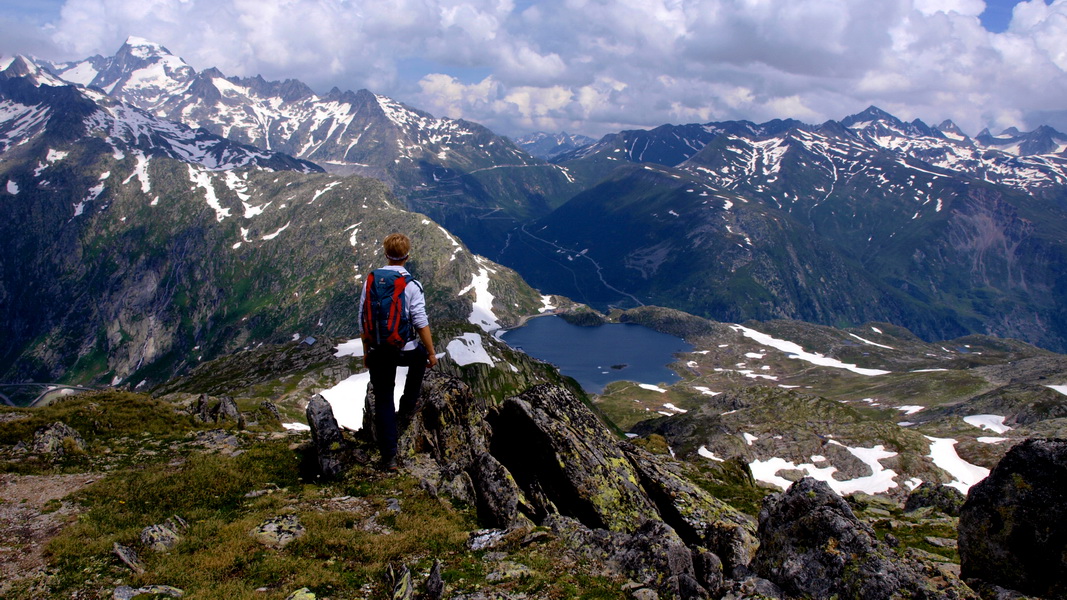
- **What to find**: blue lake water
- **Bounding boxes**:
[501,315,693,394]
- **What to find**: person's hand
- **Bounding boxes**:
[427,352,438,369]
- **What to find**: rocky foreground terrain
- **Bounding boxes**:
[1,330,1065,600]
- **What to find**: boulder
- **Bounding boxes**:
[113,542,145,574]
[753,478,971,600]
[959,438,1067,598]
[140,523,181,552]
[305,394,349,477]
[213,396,241,423]
[905,482,966,516]
[425,559,444,600]
[400,370,491,470]
[260,400,282,423]
[192,394,212,423]
[623,443,758,574]
[547,515,707,599]
[468,452,534,529]
[252,514,306,549]
[487,384,660,532]
[32,421,86,455]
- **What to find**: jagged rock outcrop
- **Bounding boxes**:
[488,384,661,532]
[959,438,1067,598]
[753,478,974,600]
[623,443,758,575]
[139,515,187,553]
[32,422,86,455]
[305,394,353,477]
[355,371,756,598]
[905,482,966,516]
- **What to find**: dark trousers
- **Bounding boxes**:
[367,344,428,459]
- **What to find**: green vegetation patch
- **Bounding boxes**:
[37,439,624,599]
[0,390,199,447]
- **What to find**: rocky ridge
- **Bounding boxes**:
[1,336,1065,598]
[306,370,991,599]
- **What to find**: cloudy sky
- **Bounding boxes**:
[1,0,1066,139]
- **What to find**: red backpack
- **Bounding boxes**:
[362,269,415,349]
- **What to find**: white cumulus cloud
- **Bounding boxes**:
[5,0,1067,137]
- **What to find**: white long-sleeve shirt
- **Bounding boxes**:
[358,265,428,351]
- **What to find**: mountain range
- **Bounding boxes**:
[502,108,1067,351]
[42,37,580,254]
[0,51,551,387]
[4,36,1067,389]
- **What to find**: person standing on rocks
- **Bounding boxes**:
[359,233,438,471]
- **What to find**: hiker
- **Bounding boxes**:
[359,233,438,471]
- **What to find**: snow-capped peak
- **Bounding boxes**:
[124,36,172,58]
[1,55,68,87]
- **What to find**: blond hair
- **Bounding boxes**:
[383,233,411,261]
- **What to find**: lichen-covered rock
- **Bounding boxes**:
[389,563,414,600]
[112,542,145,574]
[753,478,974,600]
[426,559,444,600]
[546,515,707,599]
[213,395,241,423]
[252,514,306,549]
[623,443,758,574]
[140,522,181,552]
[905,482,966,516]
[32,422,86,455]
[489,384,659,532]
[306,394,349,477]
[284,588,316,600]
[959,438,1067,598]
[401,370,491,470]
[469,452,534,529]
[260,400,282,423]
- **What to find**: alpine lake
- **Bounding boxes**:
[500,315,693,394]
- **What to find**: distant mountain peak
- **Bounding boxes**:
[515,131,596,160]
[842,105,901,128]
[122,36,172,57]
[1,55,68,87]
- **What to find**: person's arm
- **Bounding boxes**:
[407,279,436,367]
[358,278,370,356]
[418,325,437,368]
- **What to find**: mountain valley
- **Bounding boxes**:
[2,36,1067,599]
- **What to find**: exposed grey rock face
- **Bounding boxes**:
[32,422,86,455]
[753,478,972,600]
[308,372,988,598]
[959,438,1067,598]
[905,482,966,516]
[140,523,181,552]
[112,542,145,574]
[305,394,350,477]
[398,373,756,599]
[546,514,709,599]
[623,443,757,574]
[213,396,240,423]
[488,384,660,532]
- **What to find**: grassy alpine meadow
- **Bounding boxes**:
[35,445,627,599]
[1,385,630,600]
